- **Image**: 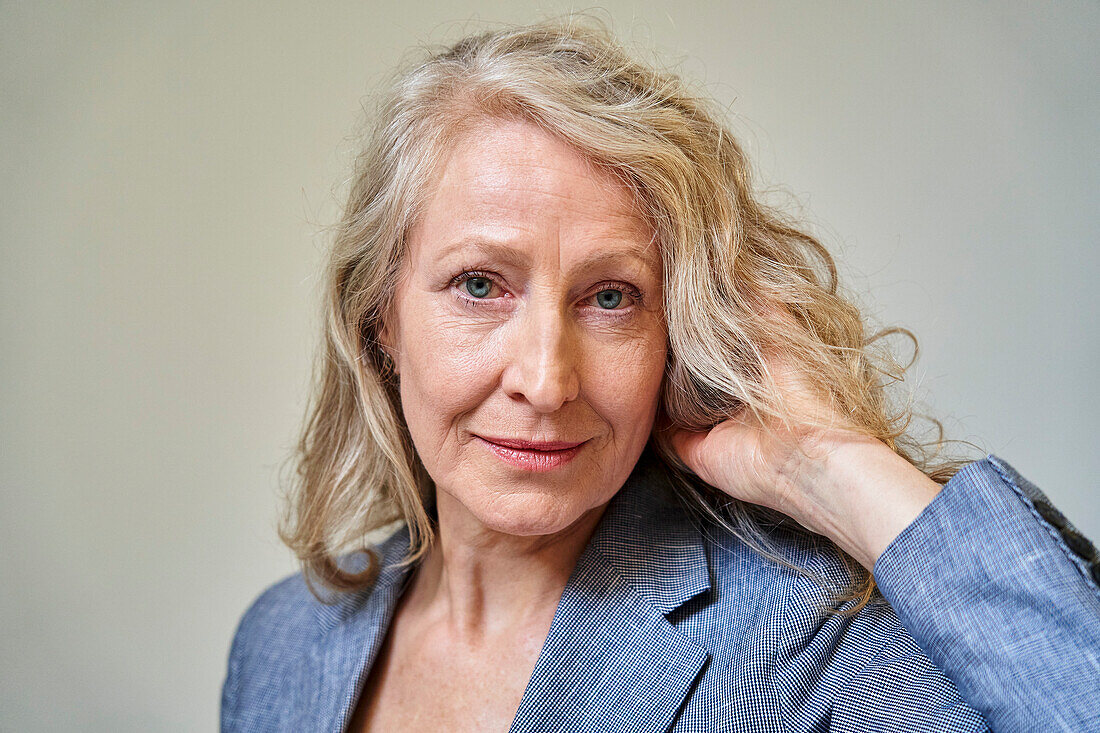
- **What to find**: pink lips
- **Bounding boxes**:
[476,436,586,472]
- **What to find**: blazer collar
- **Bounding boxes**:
[583,449,712,614]
[311,448,714,732]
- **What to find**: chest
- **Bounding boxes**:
[345,618,548,733]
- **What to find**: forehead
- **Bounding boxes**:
[408,118,660,276]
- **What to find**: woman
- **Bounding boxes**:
[221,19,1100,732]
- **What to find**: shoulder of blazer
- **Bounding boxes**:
[228,567,320,666]
[222,527,411,729]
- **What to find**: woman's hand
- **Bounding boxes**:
[665,351,943,572]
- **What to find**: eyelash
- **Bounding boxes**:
[449,270,643,314]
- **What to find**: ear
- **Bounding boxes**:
[376,320,393,352]
[375,317,400,376]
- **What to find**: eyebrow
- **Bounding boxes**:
[435,237,660,278]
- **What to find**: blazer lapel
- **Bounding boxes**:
[509,451,713,733]
[293,524,415,732]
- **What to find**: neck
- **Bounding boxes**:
[402,490,609,644]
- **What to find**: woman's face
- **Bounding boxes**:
[380,118,667,538]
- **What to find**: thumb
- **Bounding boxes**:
[668,427,709,476]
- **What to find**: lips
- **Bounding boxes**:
[478,436,586,451]
[475,435,587,472]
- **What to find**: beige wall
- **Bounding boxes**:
[2,2,1096,729]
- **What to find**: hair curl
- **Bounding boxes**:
[279,15,979,614]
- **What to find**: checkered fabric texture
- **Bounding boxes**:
[221,452,1100,731]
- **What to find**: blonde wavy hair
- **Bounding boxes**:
[279,16,978,614]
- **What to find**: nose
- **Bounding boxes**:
[500,300,581,413]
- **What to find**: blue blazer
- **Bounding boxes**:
[221,452,1100,731]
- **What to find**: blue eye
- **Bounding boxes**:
[451,271,641,314]
[464,277,493,298]
[595,289,623,309]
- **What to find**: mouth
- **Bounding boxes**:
[478,436,586,451]
[474,435,588,472]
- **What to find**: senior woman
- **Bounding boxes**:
[221,20,1100,732]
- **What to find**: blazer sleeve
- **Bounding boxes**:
[870,454,1100,732]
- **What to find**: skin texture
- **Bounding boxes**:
[666,352,943,572]
[381,117,667,551]
[358,118,667,731]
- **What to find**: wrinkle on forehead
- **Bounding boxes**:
[410,117,661,278]
[433,237,660,282]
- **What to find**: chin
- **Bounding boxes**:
[472,490,603,537]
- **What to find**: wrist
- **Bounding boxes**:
[791,437,942,572]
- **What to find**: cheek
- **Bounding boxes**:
[592,329,667,419]
[395,309,503,435]
[405,323,483,385]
